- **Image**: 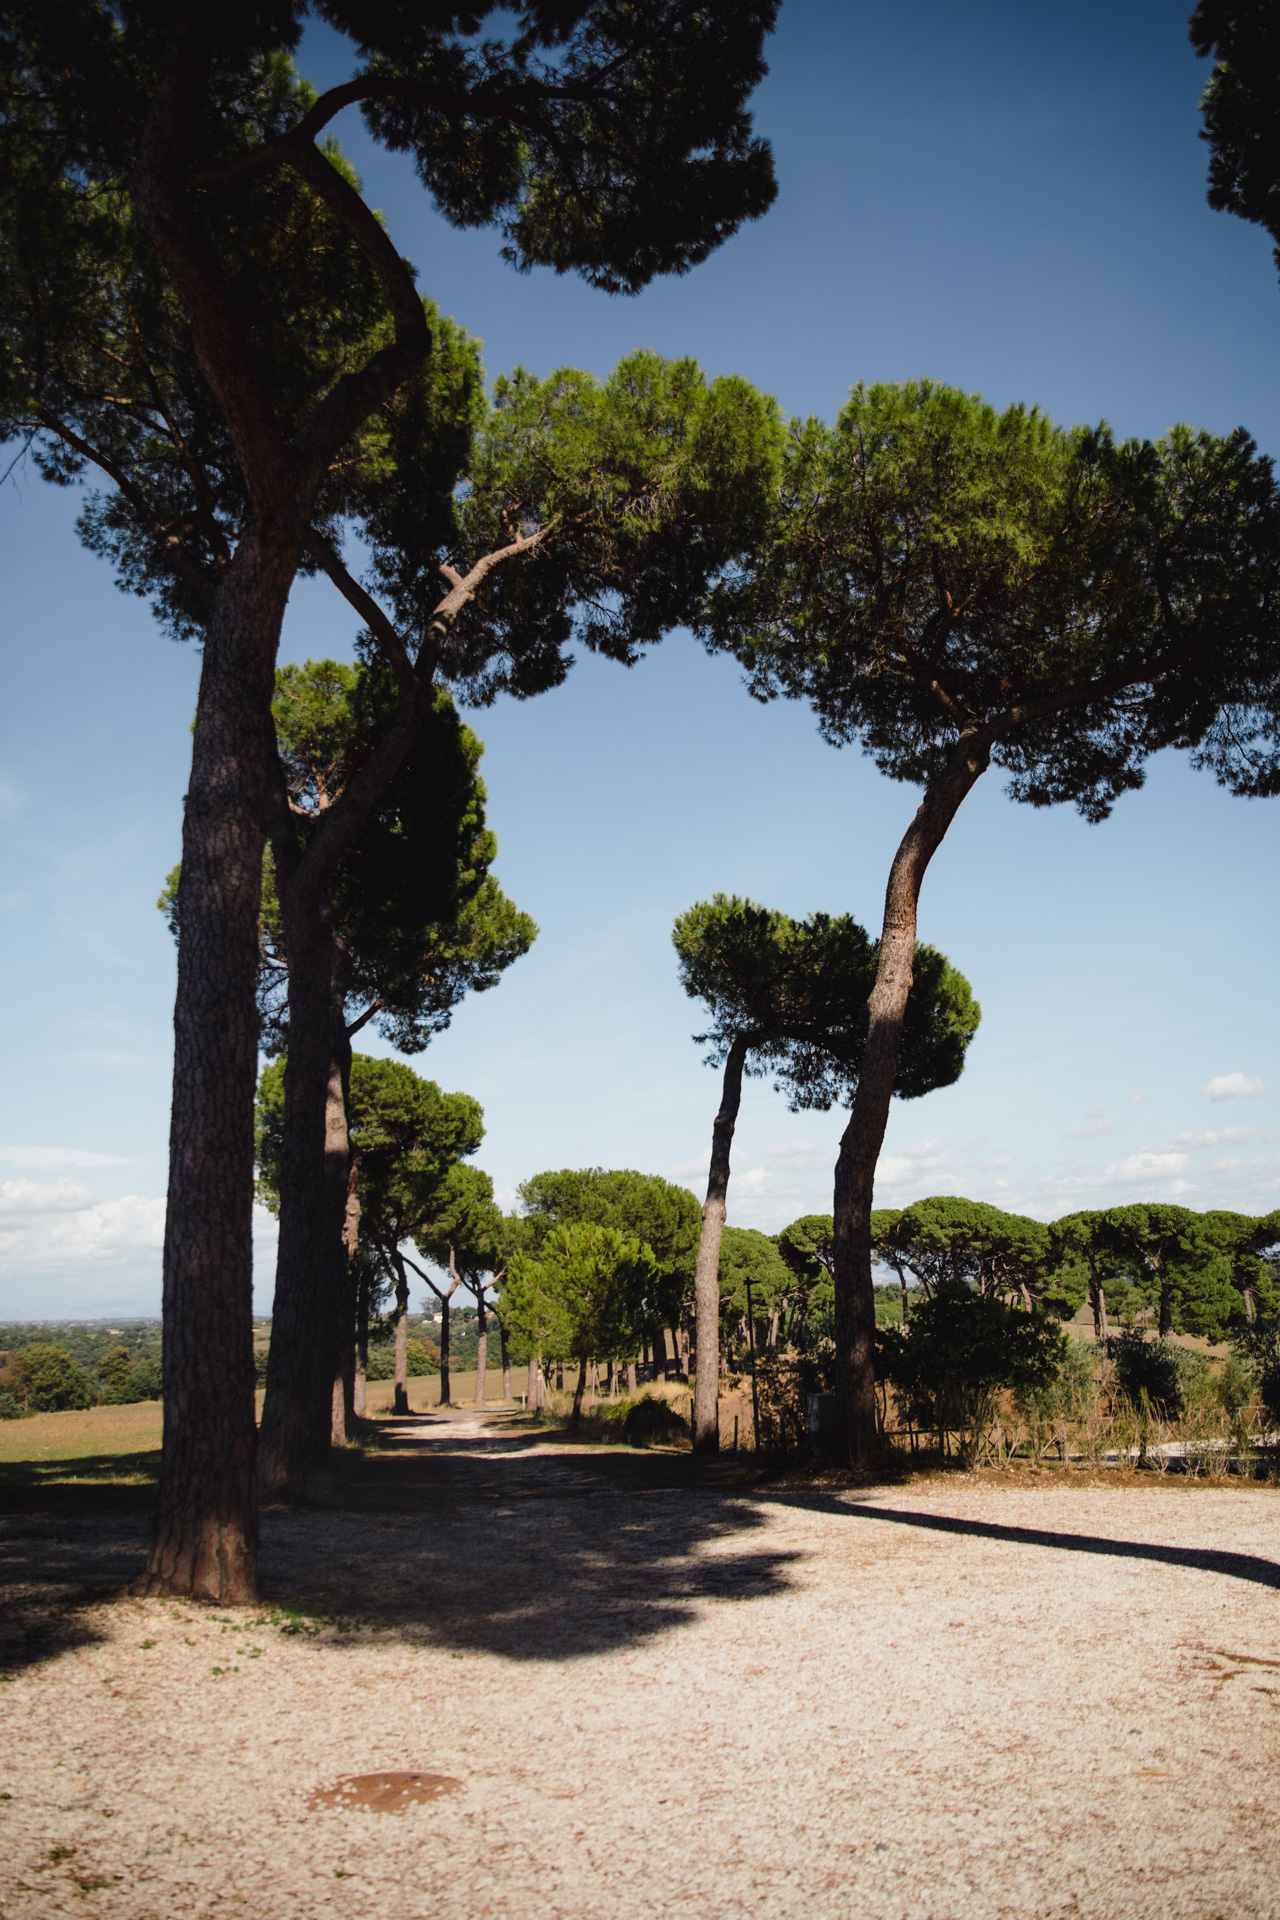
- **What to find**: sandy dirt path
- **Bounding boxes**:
[1,1409,1278,1919]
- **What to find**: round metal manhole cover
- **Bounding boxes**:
[309,1771,463,1813]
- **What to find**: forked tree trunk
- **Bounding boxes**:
[691,1034,752,1455]
[570,1359,588,1430]
[832,731,992,1470]
[142,540,298,1601]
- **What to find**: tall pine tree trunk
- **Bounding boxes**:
[142,538,297,1600]
[498,1317,512,1402]
[354,1260,369,1418]
[474,1290,488,1405]
[258,916,351,1494]
[832,733,991,1469]
[691,1033,751,1454]
[437,1266,462,1406]
[392,1251,411,1414]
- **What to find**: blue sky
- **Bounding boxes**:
[2,0,1277,1316]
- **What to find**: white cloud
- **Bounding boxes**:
[0,1177,165,1269]
[1128,1094,1149,1105]
[1170,1126,1273,1150]
[763,1138,827,1162]
[662,1154,710,1185]
[0,1145,132,1170]
[1064,1115,1114,1138]
[0,1169,281,1317]
[1201,1071,1272,1101]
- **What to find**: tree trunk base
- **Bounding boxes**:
[140,1520,257,1605]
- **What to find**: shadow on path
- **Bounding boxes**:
[263,1413,798,1660]
[782,1493,1280,1591]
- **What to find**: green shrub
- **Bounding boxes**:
[2,1343,98,1412]
[366,1346,395,1380]
[1108,1331,1183,1415]
[1231,1315,1280,1427]
[1174,1346,1213,1413]
[97,1346,133,1392]
[406,1338,440,1377]
[0,1389,22,1420]
[752,1352,827,1456]
[254,1348,270,1386]
[623,1394,689,1447]
[1216,1353,1254,1418]
[96,1344,163,1404]
[1016,1338,1098,1424]
[880,1281,1068,1462]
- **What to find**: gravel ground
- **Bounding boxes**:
[1,1410,1278,1919]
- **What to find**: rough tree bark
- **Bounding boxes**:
[342,1158,363,1424]
[354,1252,369,1418]
[259,915,352,1494]
[133,16,431,1596]
[832,731,994,1470]
[690,1034,751,1455]
[141,538,293,1599]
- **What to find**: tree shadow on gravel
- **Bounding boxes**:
[259,1417,799,1659]
[784,1493,1280,1590]
[0,1421,800,1671]
[0,1489,153,1676]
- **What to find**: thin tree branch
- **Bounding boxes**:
[304,531,416,691]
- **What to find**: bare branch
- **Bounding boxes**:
[304,531,415,692]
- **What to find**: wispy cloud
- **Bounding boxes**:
[1064,1104,1114,1139]
[0,1145,132,1170]
[1201,1071,1272,1101]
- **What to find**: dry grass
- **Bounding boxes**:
[0,1400,162,1466]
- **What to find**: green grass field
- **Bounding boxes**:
[0,1370,529,1482]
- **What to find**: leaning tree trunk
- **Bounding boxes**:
[832,731,992,1470]
[142,537,298,1601]
[691,1034,751,1455]
[258,915,352,1495]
